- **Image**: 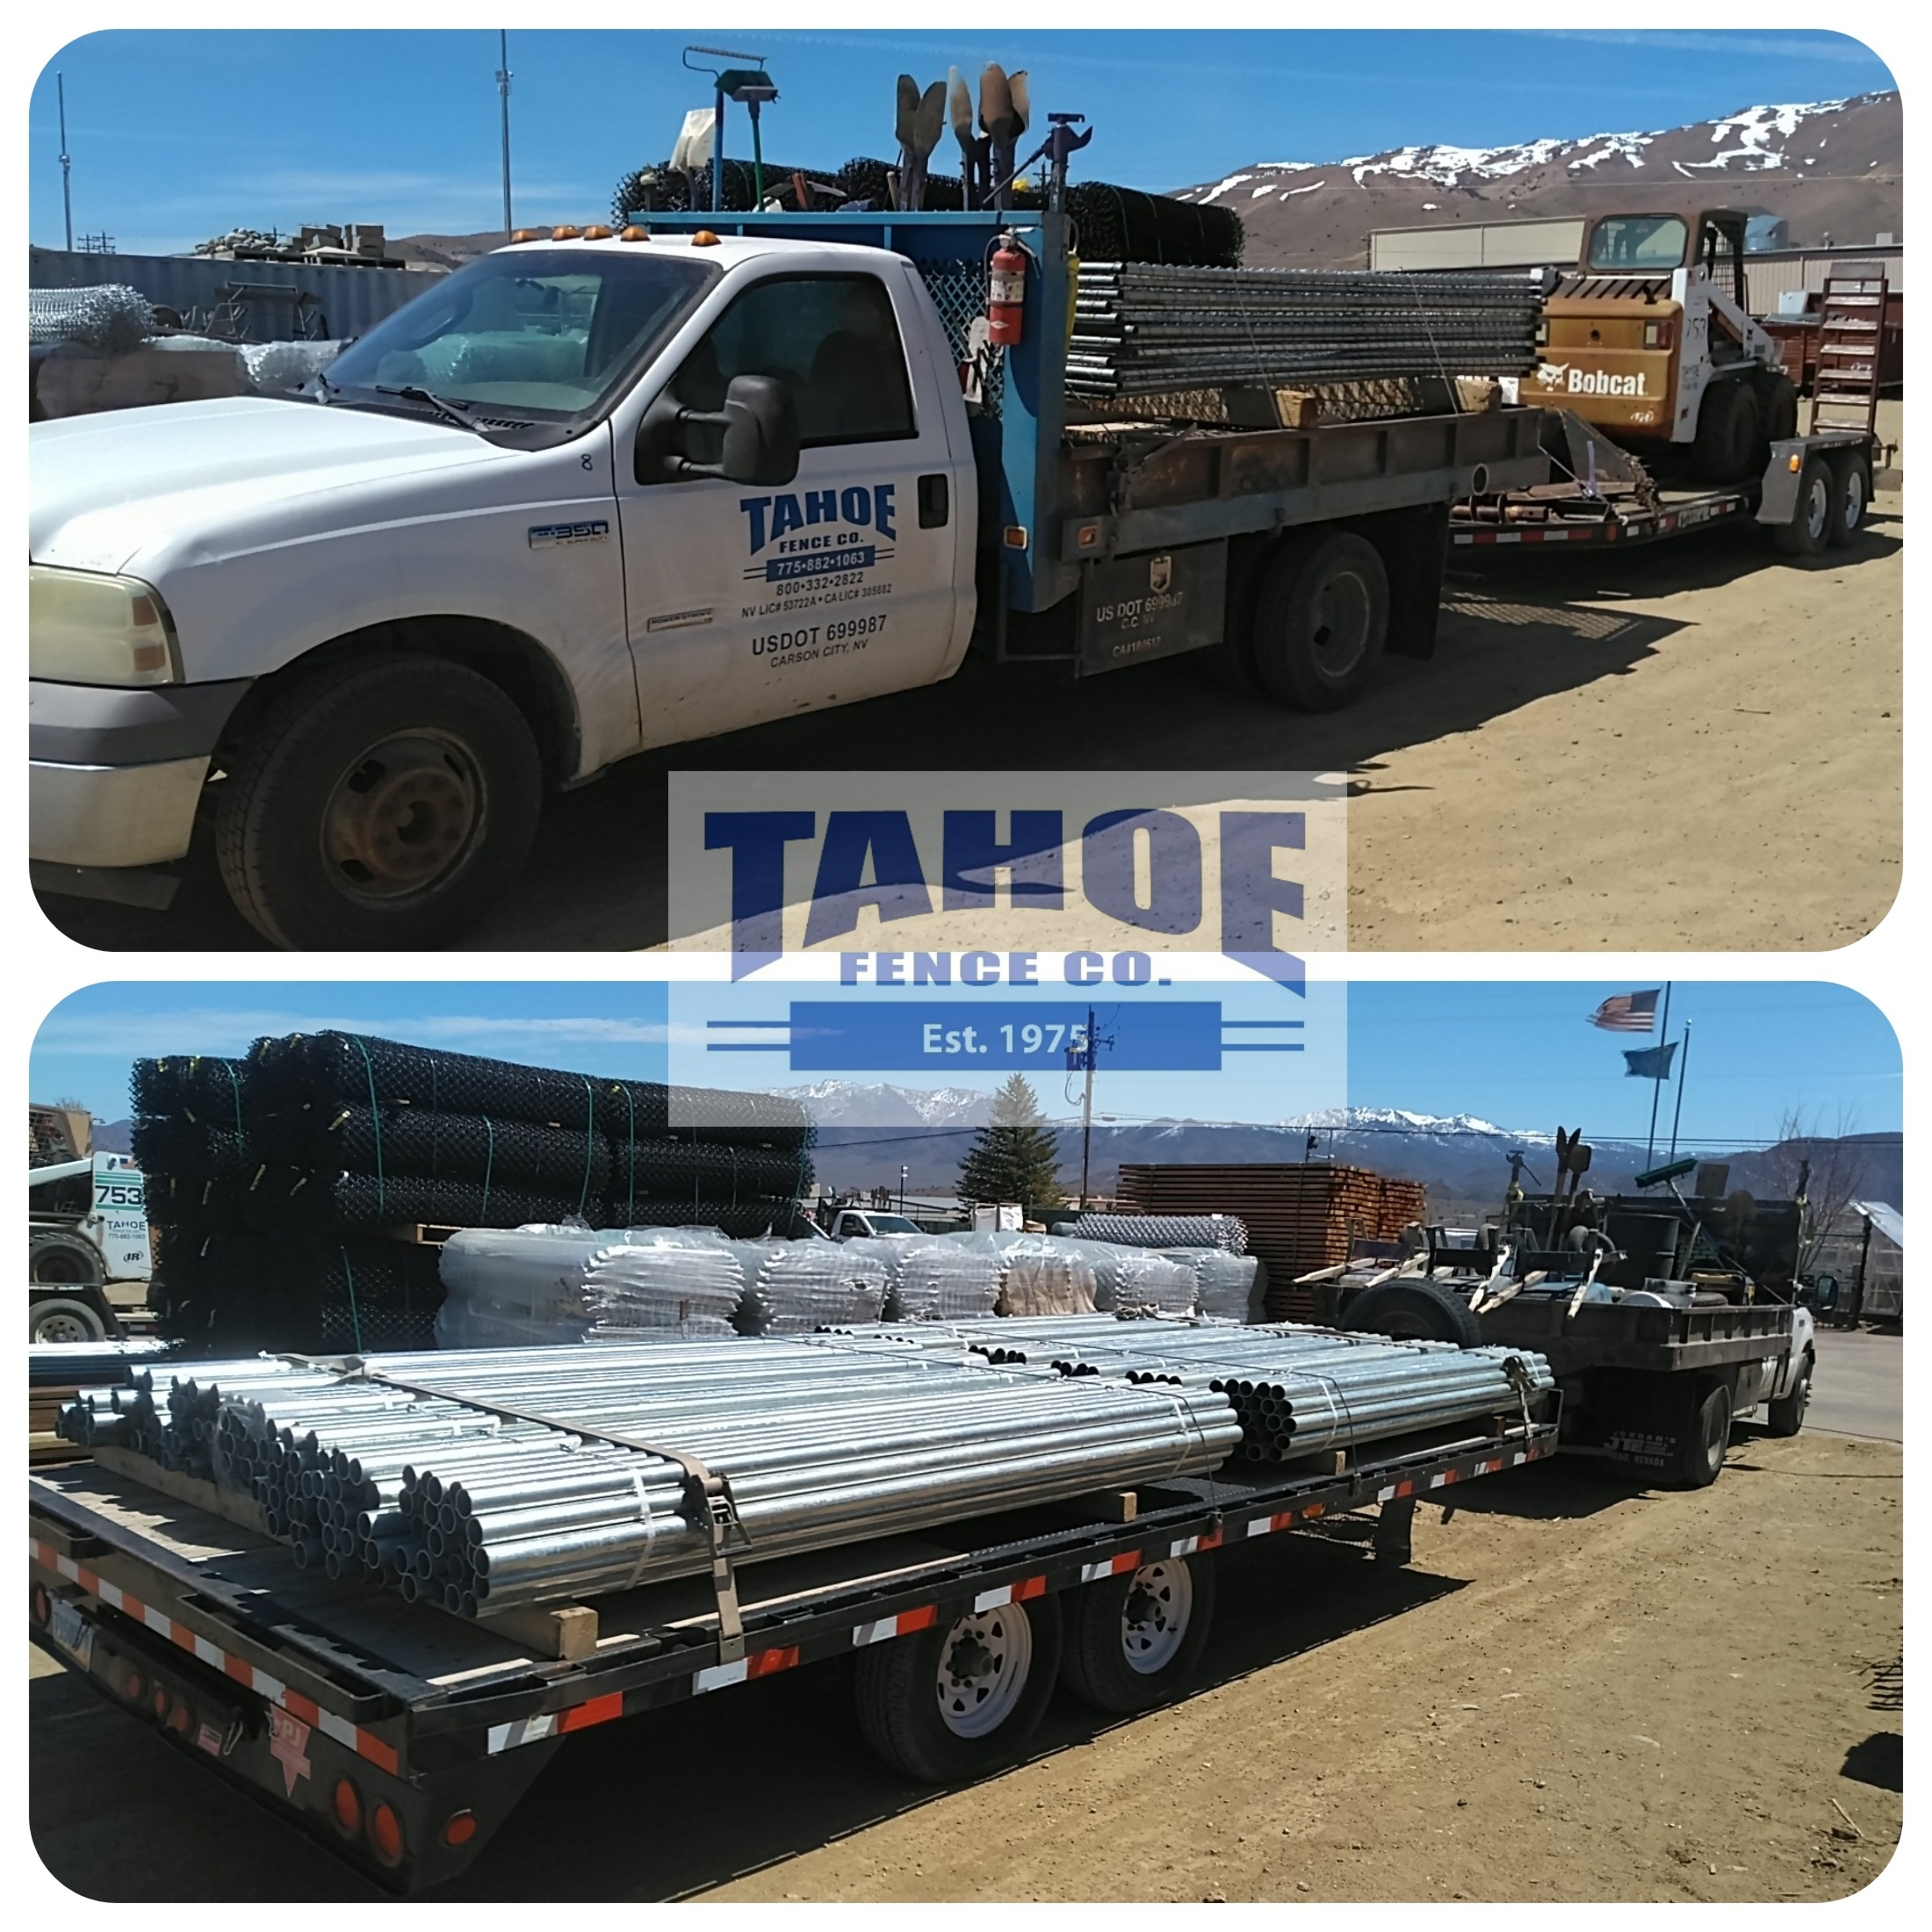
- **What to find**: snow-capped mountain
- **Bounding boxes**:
[1176,90,1900,266]
[777,1081,993,1129]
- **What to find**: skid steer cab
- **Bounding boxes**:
[1520,207,1793,484]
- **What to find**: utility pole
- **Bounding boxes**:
[495,31,513,235]
[57,72,74,252]
[1072,1006,1114,1209]
[898,1164,909,1215]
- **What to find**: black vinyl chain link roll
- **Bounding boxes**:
[254,1105,614,1197]
[130,1056,252,1126]
[614,1197,819,1241]
[1065,184,1244,269]
[607,1135,814,1207]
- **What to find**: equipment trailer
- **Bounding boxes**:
[30,1403,1555,1892]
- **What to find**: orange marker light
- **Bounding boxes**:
[580,225,613,241]
[332,1777,363,1837]
[692,229,721,248]
[551,225,581,241]
[441,1810,479,1848]
[370,1799,406,1867]
[619,225,651,242]
[510,228,543,243]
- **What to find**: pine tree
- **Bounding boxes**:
[958,1074,1066,1211]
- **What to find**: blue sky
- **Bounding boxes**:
[28,29,1894,256]
[32,979,1899,1152]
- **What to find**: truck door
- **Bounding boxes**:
[615,265,962,746]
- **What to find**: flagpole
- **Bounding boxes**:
[1668,1018,1692,1163]
[1644,981,1672,1165]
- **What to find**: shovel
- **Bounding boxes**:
[894,76,947,212]
[980,63,1028,211]
[948,67,984,208]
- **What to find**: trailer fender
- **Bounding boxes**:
[1755,440,1813,525]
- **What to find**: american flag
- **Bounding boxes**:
[1590,989,1659,1034]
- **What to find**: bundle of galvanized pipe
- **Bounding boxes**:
[1065,264,1548,399]
[191,1339,1239,1611]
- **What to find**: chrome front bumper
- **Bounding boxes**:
[29,755,210,867]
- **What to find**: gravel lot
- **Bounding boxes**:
[37,501,1900,955]
[31,1428,1902,1903]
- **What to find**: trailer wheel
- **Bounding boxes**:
[215,653,543,950]
[1827,452,1870,546]
[854,1595,1062,1784]
[1690,378,1761,485]
[31,1296,110,1344]
[29,1229,107,1287]
[1764,1352,1813,1438]
[1671,1382,1732,1488]
[1774,457,1834,558]
[1340,1278,1482,1349]
[1060,1554,1216,1714]
[1251,530,1389,710]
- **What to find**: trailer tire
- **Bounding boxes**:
[1340,1278,1483,1349]
[1060,1554,1216,1714]
[1764,1352,1813,1438]
[1827,452,1870,546]
[30,1296,110,1344]
[1251,530,1388,710]
[1774,456,1834,558]
[1690,377,1761,485]
[1672,1381,1732,1488]
[854,1595,1062,1784]
[215,653,544,950]
[29,1228,107,1287]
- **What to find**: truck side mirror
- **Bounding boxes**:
[636,374,800,487]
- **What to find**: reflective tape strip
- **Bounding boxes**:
[29,1535,399,1777]
[973,1575,1046,1612]
[1376,1480,1417,1503]
[487,1712,558,1755]
[1079,1551,1143,1583]
[558,1692,625,1734]
[694,1645,800,1695]
[853,1604,938,1647]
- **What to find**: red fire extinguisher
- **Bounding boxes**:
[988,233,1027,349]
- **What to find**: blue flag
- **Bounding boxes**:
[1623,1042,1679,1081]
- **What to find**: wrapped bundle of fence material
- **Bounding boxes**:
[1160,1247,1265,1320]
[882,1237,1005,1322]
[1065,184,1243,268]
[29,284,155,354]
[435,1224,744,1349]
[240,340,345,395]
[939,1231,1099,1318]
[730,1241,890,1333]
[1069,1211,1247,1255]
[1078,1243,1200,1316]
[1064,264,1548,399]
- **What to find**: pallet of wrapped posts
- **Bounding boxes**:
[34,1319,1558,1892]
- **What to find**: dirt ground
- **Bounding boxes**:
[36,496,1900,956]
[30,1428,1903,1903]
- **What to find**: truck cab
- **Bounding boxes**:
[828,1208,924,1242]
[1517,206,1791,479]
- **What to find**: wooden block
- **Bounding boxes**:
[1042,1488,1138,1527]
[1272,389,1319,429]
[476,1601,600,1661]
[95,1443,271,1533]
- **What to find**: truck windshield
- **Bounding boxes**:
[323,248,718,436]
[1586,216,1690,273]
[860,1215,922,1235]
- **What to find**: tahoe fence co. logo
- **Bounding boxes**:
[667,770,1347,980]
[740,485,898,584]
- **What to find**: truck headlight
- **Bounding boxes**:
[29,566,181,687]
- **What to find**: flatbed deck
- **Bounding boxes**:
[31,1406,1556,1891]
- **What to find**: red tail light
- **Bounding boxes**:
[370,1800,406,1867]
[1644,319,1675,350]
[331,1777,363,1838]
[441,1810,478,1848]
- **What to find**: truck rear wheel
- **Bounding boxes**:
[1827,452,1870,546]
[1764,1352,1813,1437]
[1340,1277,1482,1349]
[31,1296,110,1344]
[29,1229,106,1287]
[214,654,543,950]
[1671,1382,1732,1488]
[1251,530,1388,710]
[1775,457,1834,558]
[1060,1554,1216,1714]
[1690,378,1761,485]
[854,1597,1062,1784]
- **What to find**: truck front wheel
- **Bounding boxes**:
[1251,530,1389,710]
[854,1597,1062,1784]
[1764,1353,1813,1437]
[215,654,543,949]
